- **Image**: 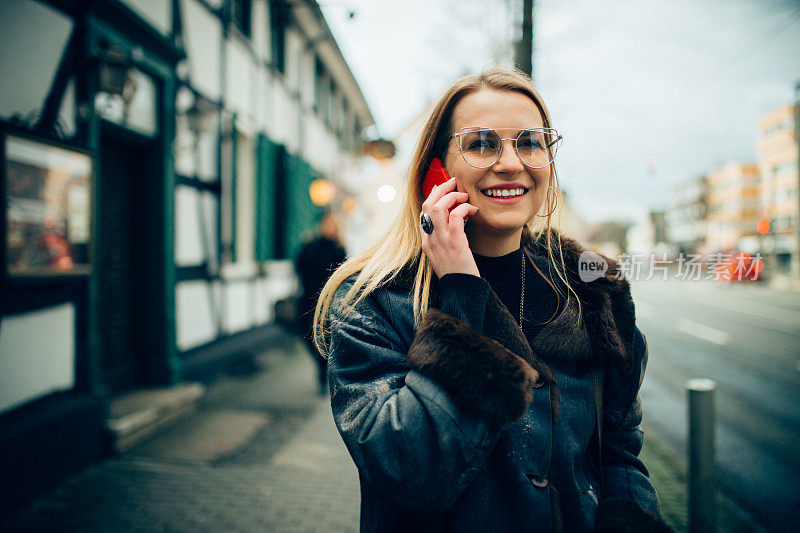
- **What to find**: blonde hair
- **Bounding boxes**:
[313,67,581,356]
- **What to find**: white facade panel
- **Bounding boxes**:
[235,133,256,267]
[303,113,324,171]
[251,0,268,63]
[175,280,217,351]
[308,114,334,175]
[182,0,221,99]
[0,304,75,413]
[284,29,302,93]
[263,260,298,298]
[247,60,261,126]
[174,114,196,177]
[211,280,223,329]
[275,84,298,153]
[260,265,296,324]
[226,39,252,118]
[201,192,220,273]
[175,185,206,266]
[122,0,170,35]
[196,112,220,181]
[255,69,271,132]
[254,278,270,323]
[298,49,314,111]
[305,114,341,176]
[263,74,280,140]
[222,281,254,333]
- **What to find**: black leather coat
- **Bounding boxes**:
[327,230,664,532]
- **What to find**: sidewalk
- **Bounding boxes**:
[4,339,360,532]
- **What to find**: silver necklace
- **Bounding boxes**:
[519,250,525,326]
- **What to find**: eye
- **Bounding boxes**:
[517,132,543,151]
[464,131,500,152]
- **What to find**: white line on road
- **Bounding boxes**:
[634,280,800,332]
[677,318,731,346]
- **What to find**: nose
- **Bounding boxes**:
[492,139,525,174]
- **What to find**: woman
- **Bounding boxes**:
[314,68,670,532]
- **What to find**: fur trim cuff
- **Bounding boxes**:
[406,309,539,426]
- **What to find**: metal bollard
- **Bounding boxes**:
[687,378,716,533]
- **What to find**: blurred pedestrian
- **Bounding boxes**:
[295,212,346,395]
[313,68,671,532]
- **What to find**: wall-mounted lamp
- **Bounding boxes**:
[376,184,396,203]
[98,47,131,96]
[309,178,336,206]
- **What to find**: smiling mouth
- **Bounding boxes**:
[481,187,528,198]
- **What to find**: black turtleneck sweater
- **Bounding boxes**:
[472,248,561,340]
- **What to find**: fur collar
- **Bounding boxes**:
[523,228,636,374]
[396,227,636,374]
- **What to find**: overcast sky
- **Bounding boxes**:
[321,0,800,224]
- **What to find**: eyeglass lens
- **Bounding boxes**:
[458,129,559,169]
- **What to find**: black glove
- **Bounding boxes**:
[595,498,674,533]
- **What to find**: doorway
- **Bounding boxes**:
[98,124,159,393]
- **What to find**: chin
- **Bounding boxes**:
[473,216,530,235]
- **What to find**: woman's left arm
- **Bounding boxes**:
[598,326,672,531]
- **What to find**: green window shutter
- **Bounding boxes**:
[256,134,278,261]
[284,153,322,260]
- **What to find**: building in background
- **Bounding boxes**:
[756,104,798,275]
[626,210,671,257]
[665,175,708,256]
[0,0,373,515]
[704,162,760,252]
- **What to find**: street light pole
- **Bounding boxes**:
[515,0,534,77]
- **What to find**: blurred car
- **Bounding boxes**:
[714,250,763,283]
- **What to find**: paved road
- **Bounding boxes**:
[632,277,800,532]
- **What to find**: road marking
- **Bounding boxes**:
[677,318,730,346]
[635,281,800,330]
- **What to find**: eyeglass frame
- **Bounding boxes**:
[451,127,563,169]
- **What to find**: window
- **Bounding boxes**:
[270,0,288,74]
[231,0,251,38]
[0,0,72,129]
[220,113,236,263]
[328,79,336,128]
[95,67,158,137]
[314,57,324,112]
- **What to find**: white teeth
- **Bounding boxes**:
[483,188,525,198]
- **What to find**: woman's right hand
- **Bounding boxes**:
[420,177,480,279]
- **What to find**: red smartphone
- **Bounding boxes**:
[422,157,451,199]
[422,158,469,221]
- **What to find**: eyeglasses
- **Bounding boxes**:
[452,127,563,169]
